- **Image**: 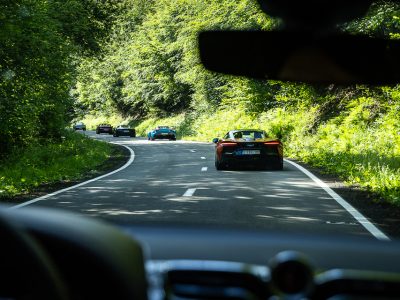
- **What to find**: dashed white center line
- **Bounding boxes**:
[190,149,196,153]
[183,188,196,197]
[201,167,208,172]
[201,157,206,159]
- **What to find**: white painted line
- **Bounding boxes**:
[183,188,196,197]
[190,149,196,153]
[284,159,390,241]
[9,143,135,210]
[201,167,208,172]
[201,157,206,160]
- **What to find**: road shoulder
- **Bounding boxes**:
[287,158,400,239]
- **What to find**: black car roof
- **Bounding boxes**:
[230,129,264,133]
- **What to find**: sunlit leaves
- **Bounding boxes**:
[343,1,400,38]
[0,0,118,158]
[74,0,277,118]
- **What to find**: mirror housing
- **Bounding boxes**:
[199,31,400,85]
[256,0,373,28]
[212,138,219,144]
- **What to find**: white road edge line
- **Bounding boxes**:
[201,167,208,172]
[183,188,196,197]
[9,143,135,210]
[284,159,390,241]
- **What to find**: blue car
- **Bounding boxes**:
[148,126,176,141]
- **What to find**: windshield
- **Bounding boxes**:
[231,131,267,139]
[0,0,399,242]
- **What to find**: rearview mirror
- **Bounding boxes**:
[199,31,400,85]
[212,138,219,143]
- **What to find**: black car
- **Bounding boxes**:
[113,125,136,137]
[96,124,113,135]
[73,122,86,131]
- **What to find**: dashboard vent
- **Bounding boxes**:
[164,269,268,300]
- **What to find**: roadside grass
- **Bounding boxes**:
[287,101,400,205]
[0,131,114,199]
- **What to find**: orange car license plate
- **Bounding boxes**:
[239,150,260,155]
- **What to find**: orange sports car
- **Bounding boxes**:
[213,129,283,170]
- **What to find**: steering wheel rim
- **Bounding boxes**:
[0,211,68,300]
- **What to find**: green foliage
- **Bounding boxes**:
[286,94,400,204]
[74,0,276,118]
[0,131,113,198]
[49,0,122,53]
[0,0,120,158]
[343,1,400,38]
[0,0,70,156]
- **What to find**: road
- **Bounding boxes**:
[16,131,388,239]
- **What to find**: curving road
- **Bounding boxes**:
[14,131,389,239]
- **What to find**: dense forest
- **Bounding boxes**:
[74,0,400,118]
[0,0,399,203]
[0,0,121,157]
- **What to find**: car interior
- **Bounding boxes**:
[1,1,400,300]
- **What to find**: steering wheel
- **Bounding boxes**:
[0,211,68,300]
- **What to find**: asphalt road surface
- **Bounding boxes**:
[16,131,389,239]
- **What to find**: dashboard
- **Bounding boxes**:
[1,205,400,300]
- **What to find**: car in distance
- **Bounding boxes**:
[213,129,283,170]
[96,124,113,135]
[73,122,86,131]
[147,126,176,141]
[113,125,136,137]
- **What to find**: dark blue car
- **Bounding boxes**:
[148,126,176,141]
